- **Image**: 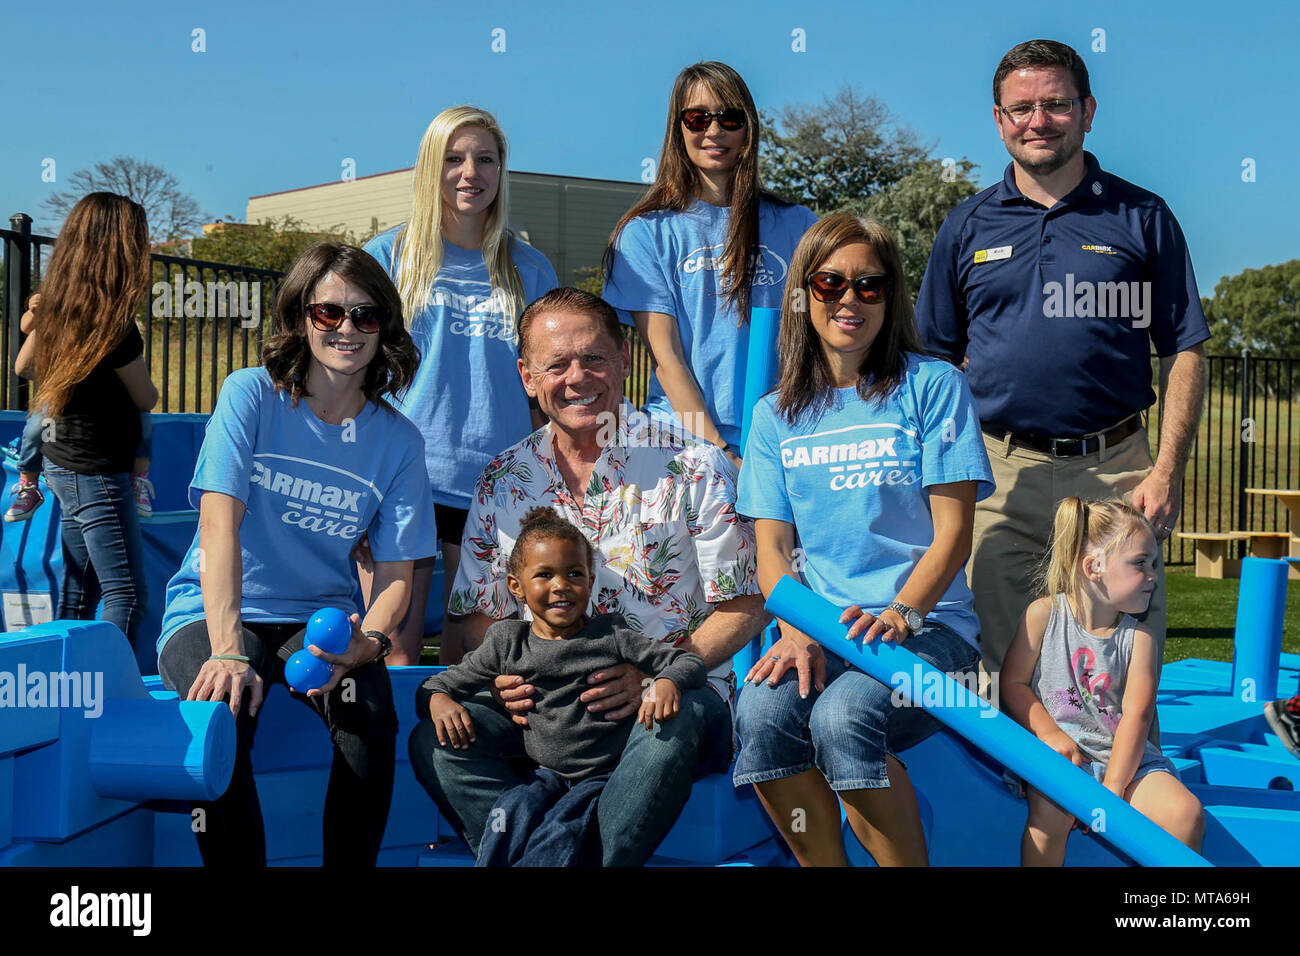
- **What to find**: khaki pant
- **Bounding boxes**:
[970,425,1166,674]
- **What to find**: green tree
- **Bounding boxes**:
[759,85,979,296]
[856,158,979,295]
[572,266,604,296]
[1204,260,1300,357]
[190,215,355,274]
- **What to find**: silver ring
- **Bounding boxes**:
[768,656,783,662]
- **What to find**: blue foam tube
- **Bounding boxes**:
[89,698,236,802]
[1231,557,1288,702]
[739,306,782,450]
[765,576,1211,867]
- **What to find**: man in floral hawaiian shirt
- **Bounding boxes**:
[408,287,767,865]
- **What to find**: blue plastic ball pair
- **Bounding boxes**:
[284,608,352,694]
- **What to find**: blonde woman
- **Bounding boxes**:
[363,106,558,664]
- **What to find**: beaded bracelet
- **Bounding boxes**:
[209,654,250,663]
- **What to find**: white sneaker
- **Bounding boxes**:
[132,474,155,518]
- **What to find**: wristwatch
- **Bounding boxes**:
[363,630,393,662]
[886,602,923,636]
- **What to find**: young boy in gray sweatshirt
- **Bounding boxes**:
[418,507,707,780]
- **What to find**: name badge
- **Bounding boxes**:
[973,245,1012,264]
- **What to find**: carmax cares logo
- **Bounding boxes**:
[677,244,789,288]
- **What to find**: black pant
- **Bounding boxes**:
[159,619,398,866]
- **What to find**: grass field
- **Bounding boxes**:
[1165,564,1300,663]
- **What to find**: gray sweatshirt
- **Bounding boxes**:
[417,614,707,779]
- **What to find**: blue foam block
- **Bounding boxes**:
[1232,557,1288,702]
[89,698,234,801]
[1200,803,1300,866]
[1197,741,1300,790]
[11,620,151,841]
[739,306,782,447]
[0,630,63,756]
[0,756,12,851]
[0,806,155,866]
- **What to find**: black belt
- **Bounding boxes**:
[982,416,1140,458]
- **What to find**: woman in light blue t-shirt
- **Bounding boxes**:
[364,106,558,665]
[603,61,818,464]
[157,243,438,865]
[733,213,994,866]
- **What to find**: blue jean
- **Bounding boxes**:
[41,461,147,648]
[734,622,980,791]
[18,410,153,474]
[408,686,733,865]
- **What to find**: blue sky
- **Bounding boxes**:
[3,0,1296,290]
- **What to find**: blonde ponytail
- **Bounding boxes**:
[1039,497,1153,602]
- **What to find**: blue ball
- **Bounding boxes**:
[306,607,352,656]
[285,649,334,694]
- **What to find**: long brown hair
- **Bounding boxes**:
[34,192,151,420]
[262,242,420,407]
[604,61,786,321]
[774,212,923,423]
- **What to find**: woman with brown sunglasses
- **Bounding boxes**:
[732,213,993,866]
[603,61,817,467]
[155,243,437,866]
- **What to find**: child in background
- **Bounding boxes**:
[418,507,706,864]
[1001,497,1204,865]
[6,291,155,521]
[6,293,47,521]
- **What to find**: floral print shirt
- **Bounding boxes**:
[450,403,759,699]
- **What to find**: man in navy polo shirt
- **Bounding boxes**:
[916,39,1208,674]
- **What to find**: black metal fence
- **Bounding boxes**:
[2,213,283,414]
[1159,353,1300,566]
[7,210,1295,565]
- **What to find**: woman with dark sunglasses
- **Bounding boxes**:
[363,106,558,666]
[603,61,817,467]
[155,243,438,866]
[732,213,994,866]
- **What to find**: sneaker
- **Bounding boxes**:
[1264,696,1300,759]
[132,474,155,518]
[4,481,44,522]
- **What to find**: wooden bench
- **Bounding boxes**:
[1231,530,1291,560]
[1177,532,1246,579]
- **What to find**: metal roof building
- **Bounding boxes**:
[246,168,648,286]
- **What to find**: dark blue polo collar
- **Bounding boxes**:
[996,151,1109,209]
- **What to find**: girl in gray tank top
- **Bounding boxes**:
[1001,497,1205,864]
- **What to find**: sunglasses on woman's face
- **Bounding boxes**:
[679,108,748,133]
[807,272,892,305]
[306,302,384,334]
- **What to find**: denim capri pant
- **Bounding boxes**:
[734,620,980,791]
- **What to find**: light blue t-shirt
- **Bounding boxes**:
[364,228,558,510]
[157,367,439,653]
[736,354,995,647]
[602,197,818,447]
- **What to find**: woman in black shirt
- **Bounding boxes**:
[15,192,158,650]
